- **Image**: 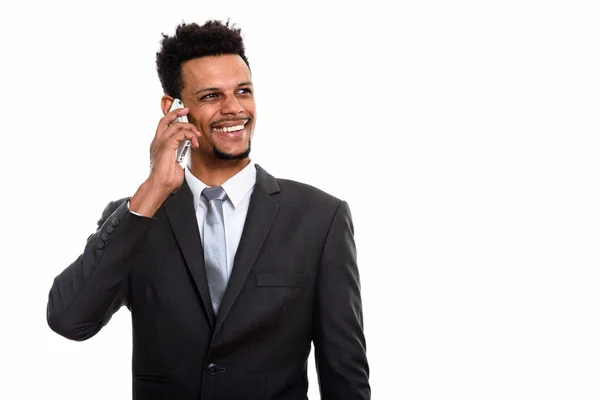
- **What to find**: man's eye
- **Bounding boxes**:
[237,88,252,95]
[201,93,218,100]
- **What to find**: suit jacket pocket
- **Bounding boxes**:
[255,273,307,288]
[134,374,173,400]
[134,372,172,383]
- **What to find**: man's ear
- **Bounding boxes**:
[161,95,175,116]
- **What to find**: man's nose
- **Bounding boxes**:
[221,95,244,115]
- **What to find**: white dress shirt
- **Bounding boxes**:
[185,161,256,281]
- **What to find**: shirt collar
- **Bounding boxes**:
[185,160,257,210]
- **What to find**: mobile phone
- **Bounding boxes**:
[169,98,191,163]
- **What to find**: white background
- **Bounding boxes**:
[1,0,599,399]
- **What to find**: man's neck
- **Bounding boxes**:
[188,156,251,187]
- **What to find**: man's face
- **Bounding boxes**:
[180,54,256,161]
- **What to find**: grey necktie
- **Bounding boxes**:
[201,186,228,315]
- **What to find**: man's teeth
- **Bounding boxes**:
[213,124,245,133]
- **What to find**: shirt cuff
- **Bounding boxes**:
[127,200,144,217]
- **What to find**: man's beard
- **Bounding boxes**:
[213,141,251,161]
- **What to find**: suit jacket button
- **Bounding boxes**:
[206,363,217,375]
[101,232,110,241]
[106,226,115,234]
[111,217,120,227]
[96,242,106,250]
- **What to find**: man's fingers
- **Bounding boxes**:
[157,107,189,131]
[163,128,201,151]
[159,121,201,139]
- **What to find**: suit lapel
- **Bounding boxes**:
[164,181,216,328]
[214,164,280,333]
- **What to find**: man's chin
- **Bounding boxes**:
[213,144,251,161]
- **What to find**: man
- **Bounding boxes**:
[47,20,370,399]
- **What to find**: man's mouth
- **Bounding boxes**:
[211,120,249,133]
[213,124,245,133]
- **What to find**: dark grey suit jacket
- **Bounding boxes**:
[47,164,370,399]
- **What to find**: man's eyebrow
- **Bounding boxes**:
[194,87,219,95]
[193,82,253,95]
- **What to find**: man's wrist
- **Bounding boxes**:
[128,180,171,217]
[127,200,144,217]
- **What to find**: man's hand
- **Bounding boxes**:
[129,108,201,217]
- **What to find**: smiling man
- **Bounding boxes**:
[47,20,370,400]
[182,55,254,162]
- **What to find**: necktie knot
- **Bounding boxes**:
[202,186,227,203]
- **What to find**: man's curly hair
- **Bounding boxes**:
[156,20,250,98]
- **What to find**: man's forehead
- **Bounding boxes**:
[182,56,251,88]
[183,55,249,73]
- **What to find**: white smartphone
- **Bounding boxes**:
[169,98,191,164]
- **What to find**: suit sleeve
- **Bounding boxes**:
[313,200,371,399]
[46,199,156,341]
